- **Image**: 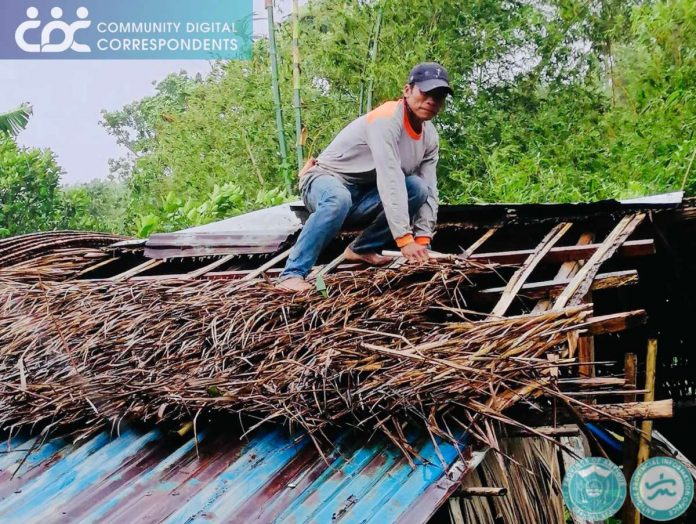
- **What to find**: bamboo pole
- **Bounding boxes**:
[265,0,289,190]
[622,352,640,524]
[365,6,383,112]
[291,0,304,170]
[637,339,658,464]
[358,84,365,117]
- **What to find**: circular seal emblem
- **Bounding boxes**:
[562,457,626,520]
[630,457,694,521]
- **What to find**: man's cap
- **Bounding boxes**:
[408,62,453,95]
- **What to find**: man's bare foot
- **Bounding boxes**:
[344,247,391,266]
[276,276,313,292]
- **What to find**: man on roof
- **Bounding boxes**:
[277,62,452,292]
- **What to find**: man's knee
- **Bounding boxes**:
[317,185,352,219]
[406,176,428,208]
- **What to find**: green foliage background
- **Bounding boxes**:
[2,0,695,237]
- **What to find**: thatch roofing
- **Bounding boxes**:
[2,195,696,523]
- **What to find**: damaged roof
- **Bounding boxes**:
[2,192,696,524]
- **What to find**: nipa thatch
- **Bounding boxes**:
[0,260,596,463]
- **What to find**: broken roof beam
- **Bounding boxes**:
[69,256,119,280]
[527,231,594,396]
[491,222,573,317]
[532,232,595,313]
[241,248,292,281]
[540,231,597,374]
[554,213,646,309]
[387,227,499,270]
[110,258,163,282]
[578,309,648,335]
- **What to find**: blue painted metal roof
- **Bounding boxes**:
[0,424,475,523]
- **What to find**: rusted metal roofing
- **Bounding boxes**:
[144,203,304,259]
[0,424,483,524]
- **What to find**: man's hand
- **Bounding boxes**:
[298,157,316,178]
[400,241,430,263]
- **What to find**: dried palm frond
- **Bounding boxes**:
[0,260,597,462]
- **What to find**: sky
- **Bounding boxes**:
[0,0,296,185]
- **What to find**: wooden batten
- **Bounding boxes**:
[554,213,646,309]
[491,222,573,316]
[578,399,672,421]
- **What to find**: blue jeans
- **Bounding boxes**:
[280,172,428,279]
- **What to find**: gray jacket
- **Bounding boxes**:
[301,99,439,241]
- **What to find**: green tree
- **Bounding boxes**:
[59,178,129,233]
[99,0,696,236]
[0,135,64,237]
[102,61,295,233]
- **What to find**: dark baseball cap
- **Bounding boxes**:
[408,62,453,95]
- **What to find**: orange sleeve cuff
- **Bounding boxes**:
[395,234,414,248]
[414,236,431,246]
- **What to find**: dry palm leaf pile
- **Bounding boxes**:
[0,259,600,461]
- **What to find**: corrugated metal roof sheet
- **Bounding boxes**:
[144,203,304,259]
[0,424,482,524]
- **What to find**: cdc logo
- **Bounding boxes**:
[15,6,91,54]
